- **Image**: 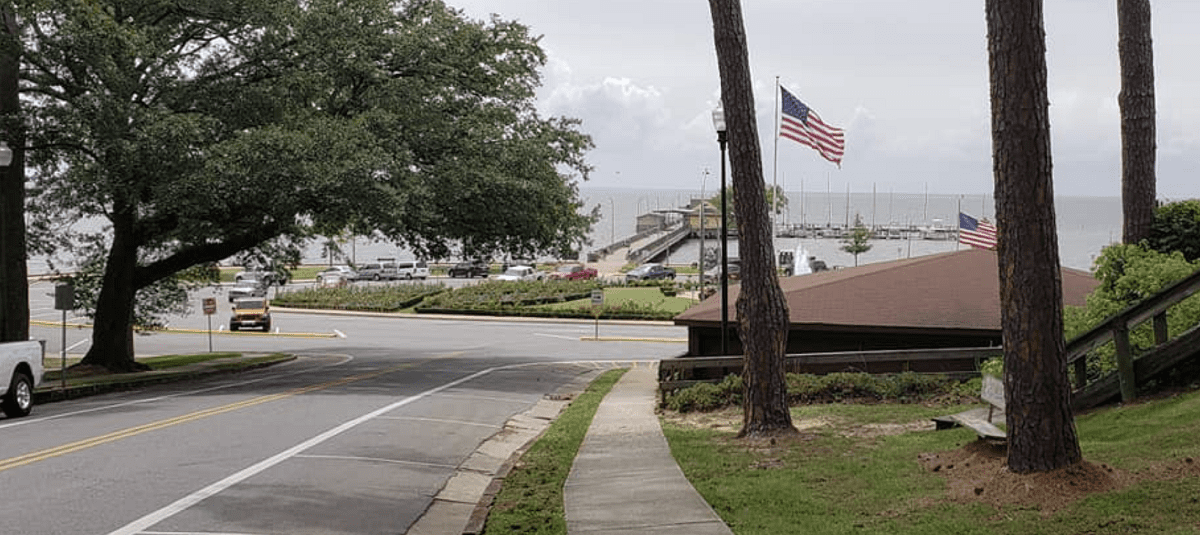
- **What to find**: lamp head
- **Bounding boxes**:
[0,141,11,167]
[711,104,726,133]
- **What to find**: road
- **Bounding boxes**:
[7,281,687,535]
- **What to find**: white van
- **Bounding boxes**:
[396,260,430,280]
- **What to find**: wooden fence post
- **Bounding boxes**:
[1153,312,1169,346]
[1114,323,1136,403]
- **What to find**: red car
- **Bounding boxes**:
[549,264,598,280]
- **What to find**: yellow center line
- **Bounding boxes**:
[0,358,444,473]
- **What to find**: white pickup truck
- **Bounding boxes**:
[0,341,44,418]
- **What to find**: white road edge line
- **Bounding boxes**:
[106,365,501,535]
[333,329,346,338]
[66,338,89,352]
[532,333,577,341]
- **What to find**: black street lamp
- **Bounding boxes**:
[712,104,729,356]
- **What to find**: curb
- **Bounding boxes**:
[272,306,678,327]
[33,355,297,404]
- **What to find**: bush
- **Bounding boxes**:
[1149,199,1200,262]
[667,371,967,411]
[666,383,726,413]
[1065,243,1200,379]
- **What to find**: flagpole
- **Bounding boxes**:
[772,77,780,237]
[956,197,962,251]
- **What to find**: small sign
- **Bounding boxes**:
[590,289,604,306]
[54,283,75,310]
[202,297,217,315]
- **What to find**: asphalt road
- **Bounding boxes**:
[8,281,688,535]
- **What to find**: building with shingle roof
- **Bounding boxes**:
[674,248,1098,356]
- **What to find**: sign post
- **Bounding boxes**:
[54,283,75,390]
[202,297,217,352]
[590,289,604,340]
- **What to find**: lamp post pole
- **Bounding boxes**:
[609,198,615,245]
[713,105,729,356]
[699,168,708,297]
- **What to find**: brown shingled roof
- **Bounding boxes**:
[675,248,1098,332]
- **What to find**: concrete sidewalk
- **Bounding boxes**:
[564,365,734,534]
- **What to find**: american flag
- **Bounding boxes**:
[780,87,845,166]
[958,212,998,250]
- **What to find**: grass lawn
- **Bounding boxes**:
[42,352,292,386]
[538,287,696,315]
[663,390,1200,534]
[219,265,330,282]
[483,368,626,535]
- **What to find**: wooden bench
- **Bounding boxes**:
[934,374,1006,442]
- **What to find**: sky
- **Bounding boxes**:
[447,1,1199,199]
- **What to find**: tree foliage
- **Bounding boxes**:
[18,0,595,370]
[1065,243,1200,378]
[1148,199,1200,262]
[709,184,787,224]
[840,214,871,266]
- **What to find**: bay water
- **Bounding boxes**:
[26,187,1121,274]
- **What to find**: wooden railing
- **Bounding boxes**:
[1067,267,1200,408]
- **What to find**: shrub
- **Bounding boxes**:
[666,382,726,413]
[667,371,970,411]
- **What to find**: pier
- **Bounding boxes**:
[592,200,960,266]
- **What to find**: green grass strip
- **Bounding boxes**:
[663,389,1200,534]
[483,368,627,535]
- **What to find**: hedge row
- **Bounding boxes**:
[272,283,446,312]
[664,372,974,412]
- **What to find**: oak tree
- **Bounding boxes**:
[21,0,594,371]
[0,2,26,343]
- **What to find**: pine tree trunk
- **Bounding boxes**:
[1118,0,1156,244]
[709,0,795,438]
[79,213,147,372]
[0,5,28,344]
[985,0,1082,473]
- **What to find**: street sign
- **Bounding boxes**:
[202,297,217,315]
[591,289,604,306]
[54,283,75,310]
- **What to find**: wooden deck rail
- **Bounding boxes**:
[1066,267,1200,406]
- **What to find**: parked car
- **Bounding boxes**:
[625,263,676,281]
[448,260,490,278]
[495,265,544,282]
[229,298,271,332]
[549,264,598,281]
[234,268,287,286]
[0,340,43,418]
[317,265,358,285]
[702,263,741,284]
[228,278,269,302]
[395,260,430,280]
[356,262,398,281]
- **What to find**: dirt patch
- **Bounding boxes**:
[662,406,933,440]
[917,440,1200,514]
